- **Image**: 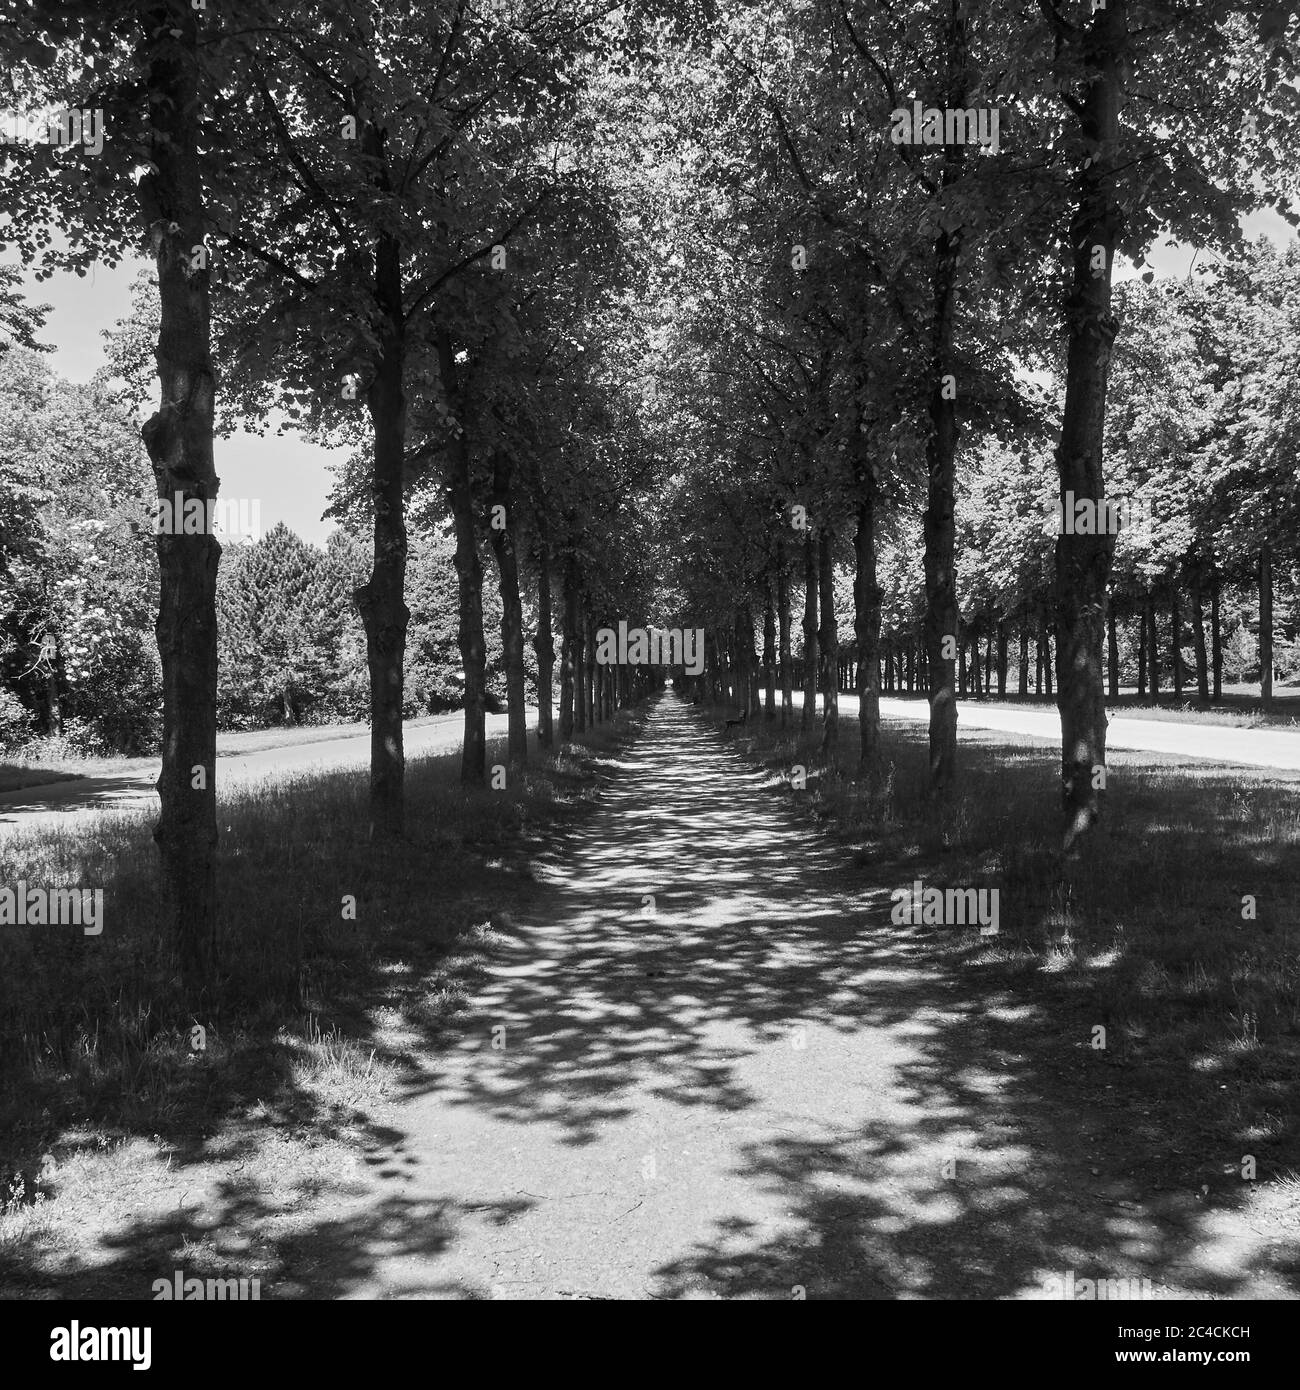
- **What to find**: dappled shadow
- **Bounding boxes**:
[0,773,155,826]
[3,692,1295,1299]
[300,692,1295,1299]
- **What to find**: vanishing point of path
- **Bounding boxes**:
[297,692,1295,1300]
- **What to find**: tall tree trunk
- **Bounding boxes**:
[559,561,578,740]
[1211,567,1223,701]
[487,453,527,765]
[1051,0,1127,848]
[573,594,586,732]
[534,536,554,748]
[746,604,761,716]
[819,529,839,758]
[777,540,793,727]
[587,612,597,726]
[139,3,219,998]
[802,533,818,729]
[854,486,883,772]
[1171,581,1183,702]
[763,583,776,719]
[1146,592,1160,701]
[1140,608,1151,695]
[997,618,1008,697]
[583,606,595,733]
[1260,542,1273,711]
[1018,619,1028,697]
[920,25,967,794]
[439,330,484,787]
[1190,568,1209,706]
[1107,603,1119,701]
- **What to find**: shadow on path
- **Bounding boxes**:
[13,692,1293,1299]
[274,693,1295,1299]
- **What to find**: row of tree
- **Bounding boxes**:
[3,1,1297,999]
[636,0,1297,844]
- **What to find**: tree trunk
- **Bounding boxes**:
[997,619,1008,698]
[1171,582,1183,702]
[487,453,527,765]
[734,609,749,719]
[819,528,839,758]
[802,533,818,729]
[1190,569,1209,706]
[1050,0,1127,848]
[746,604,762,716]
[1107,603,1119,701]
[534,537,554,748]
[854,487,883,772]
[1018,620,1028,698]
[439,330,485,788]
[763,582,776,719]
[139,3,220,999]
[777,541,793,727]
[1136,610,1147,698]
[1211,567,1222,701]
[580,607,593,731]
[1260,542,1273,711]
[1146,592,1160,701]
[559,561,578,740]
[920,83,965,794]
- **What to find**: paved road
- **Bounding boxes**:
[0,710,526,838]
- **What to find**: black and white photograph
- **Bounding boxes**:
[0,0,1298,1356]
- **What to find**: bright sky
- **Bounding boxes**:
[2,208,1294,551]
[6,249,342,546]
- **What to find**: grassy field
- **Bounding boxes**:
[0,706,647,1297]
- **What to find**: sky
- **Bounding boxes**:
[7,249,343,546]
[2,208,1294,550]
